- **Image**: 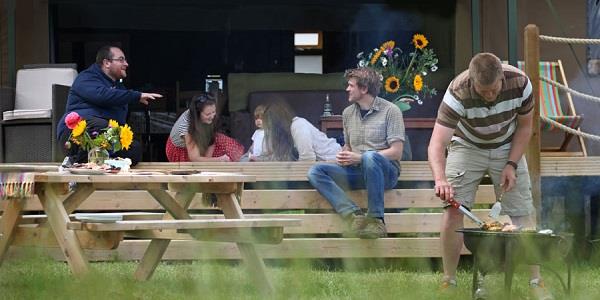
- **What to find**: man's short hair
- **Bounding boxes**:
[344,67,382,97]
[468,52,504,85]
[95,46,118,65]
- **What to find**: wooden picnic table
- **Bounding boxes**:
[0,171,298,293]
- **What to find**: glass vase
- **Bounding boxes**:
[87,147,109,165]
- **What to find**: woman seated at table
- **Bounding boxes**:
[259,101,341,161]
[166,93,244,162]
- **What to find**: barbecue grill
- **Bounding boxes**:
[457,229,573,299]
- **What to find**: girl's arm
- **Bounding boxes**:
[184,134,228,162]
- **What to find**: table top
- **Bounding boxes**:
[33,171,256,183]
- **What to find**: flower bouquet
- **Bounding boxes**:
[356,34,438,111]
[64,112,134,164]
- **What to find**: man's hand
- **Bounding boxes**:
[500,165,517,192]
[434,179,454,201]
[139,93,163,105]
[336,150,361,166]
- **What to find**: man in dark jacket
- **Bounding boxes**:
[57,45,162,165]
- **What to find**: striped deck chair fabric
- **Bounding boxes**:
[517,61,586,155]
[517,61,583,131]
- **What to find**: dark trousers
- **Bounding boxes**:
[58,116,142,166]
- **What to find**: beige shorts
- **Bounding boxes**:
[445,140,534,217]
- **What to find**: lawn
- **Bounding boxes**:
[0,252,599,300]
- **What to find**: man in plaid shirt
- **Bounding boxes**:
[308,67,405,239]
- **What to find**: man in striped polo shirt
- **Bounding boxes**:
[428,53,552,299]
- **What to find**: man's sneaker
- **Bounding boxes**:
[529,278,554,300]
[342,213,366,238]
[473,274,488,300]
[358,217,387,239]
[439,279,457,293]
[473,286,488,300]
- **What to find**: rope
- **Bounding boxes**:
[540,116,600,142]
[539,35,600,44]
[539,76,600,104]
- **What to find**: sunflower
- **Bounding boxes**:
[412,34,429,50]
[108,119,119,128]
[72,120,87,137]
[370,40,395,65]
[120,124,133,150]
[413,74,423,92]
[384,76,400,93]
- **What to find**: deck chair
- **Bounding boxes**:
[517,60,587,156]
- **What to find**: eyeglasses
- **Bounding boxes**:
[107,57,127,63]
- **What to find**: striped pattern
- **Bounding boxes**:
[436,65,533,149]
[517,61,582,131]
[169,109,190,147]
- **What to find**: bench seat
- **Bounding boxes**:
[67,218,301,231]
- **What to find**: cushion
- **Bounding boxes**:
[3,109,52,121]
[14,67,77,111]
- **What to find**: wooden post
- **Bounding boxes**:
[524,24,542,225]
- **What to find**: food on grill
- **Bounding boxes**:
[481,221,520,232]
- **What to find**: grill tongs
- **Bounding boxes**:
[447,198,485,228]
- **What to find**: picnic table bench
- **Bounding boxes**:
[3,157,599,261]
[0,171,300,293]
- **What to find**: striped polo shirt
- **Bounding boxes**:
[436,64,533,149]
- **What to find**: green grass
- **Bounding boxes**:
[0,253,599,300]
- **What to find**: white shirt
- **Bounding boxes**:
[290,117,341,161]
[251,129,264,157]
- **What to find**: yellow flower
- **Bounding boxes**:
[120,124,133,150]
[412,34,429,49]
[72,120,86,137]
[108,119,119,128]
[370,40,395,65]
[413,74,423,92]
[370,49,384,65]
[384,76,400,93]
[381,40,395,51]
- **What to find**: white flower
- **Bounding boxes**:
[422,71,427,76]
[357,52,364,59]
[431,65,438,72]
[358,60,366,67]
[381,57,388,66]
[417,100,423,105]
[379,74,384,81]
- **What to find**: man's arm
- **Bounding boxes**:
[508,110,533,163]
[74,74,161,107]
[501,110,533,191]
[428,123,455,201]
[378,140,403,161]
[74,76,141,107]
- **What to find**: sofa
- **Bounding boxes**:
[227,72,347,149]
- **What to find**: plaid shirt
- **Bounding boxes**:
[342,96,405,166]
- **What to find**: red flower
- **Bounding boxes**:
[65,112,81,130]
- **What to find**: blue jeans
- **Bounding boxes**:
[307,151,400,219]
